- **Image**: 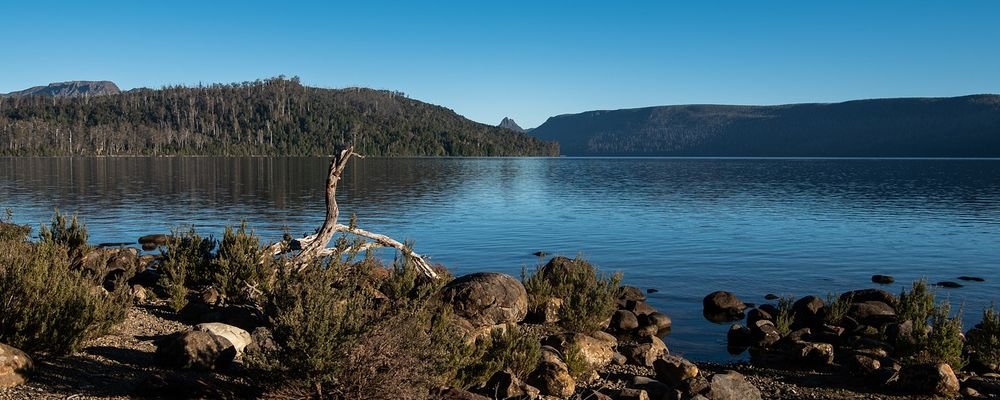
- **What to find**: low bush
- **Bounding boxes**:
[925,302,965,370]
[211,221,274,303]
[0,240,130,354]
[775,296,796,335]
[563,342,593,380]
[453,325,542,389]
[0,209,30,242]
[824,292,852,325]
[158,226,214,311]
[966,305,1000,370]
[522,256,622,334]
[896,279,935,334]
[39,209,89,251]
[251,250,479,399]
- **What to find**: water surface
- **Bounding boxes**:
[2,157,999,361]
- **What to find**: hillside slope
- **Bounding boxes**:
[2,81,121,98]
[0,77,558,156]
[530,95,1000,157]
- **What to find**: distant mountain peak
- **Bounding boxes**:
[498,117,525,132]
[2,81,121,98]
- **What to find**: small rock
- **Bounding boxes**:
[847,301,897,327]
[764,294,779,300]
[935,281,963,288]
[610,309,640,333]
[527,358,575,398]
[871,274,895,284]
[646,288,659,294]
[958,276,986,282]
[482,370,540,399]
[621,335,668,368]
[532,251,547,257]
[840,288,897,305]
[898,363,960,396]
[654,355,699,386]
[0,343,32,389]
[579,389,614,400]
[626,300,658,317]
[750,320,781,348]
[787,341,835,365]
[620,285,647,302]
[727,324,752,348]
[617,388,649,400]
[644,312,672,331]
[131,284,148,303]
[704,291,747,316]
[710,370,763,400]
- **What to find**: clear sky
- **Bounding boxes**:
[1,1,998,128]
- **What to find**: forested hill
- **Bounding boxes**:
[0,77,558,156]
[530,95,1000,157]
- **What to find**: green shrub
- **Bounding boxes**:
[522,256,622,334]
[775,296,796,335]
[897,279,936,332]
[211,221,274,303]
[158,226,213,311]
[925,302,965,370]
[0,240,130,354]
[453,325,542,389]
[39,209,88,250]
[824,292,852,325]
[0,209,31,242]
[564,342,593,380]
[966,305,1000,370]
[253,253,475,399]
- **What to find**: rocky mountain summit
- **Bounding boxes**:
[498,116,526,132]
[2,80,121,98]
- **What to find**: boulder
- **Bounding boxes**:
[631,376,671,399]
[544,332,617,370]
[138,233,170,250]
[155,330,236,370]
[440,272,528,327]
[621,335,668,368]
[0,343,32,389]
[848,353,881,376]
[847,301,897,327]
[840,288,897,306]
[704,291,747,316]
[620,285,646,302]
[791,296,825,327]
[644,312,672,331]
[898,363,960,396]
[431,386,491,400]
[654,355,699,386]
[482,370,540,399]
[610,309,640,333]
[626,300,658,317]
[709,370,762,400]
[527,358,575,398]
[529,297,562,324]
[539,256,595,286]
[727,324,752,348]
[786,341,834,365]
[192,323,252,355]
[617,388,650,400]
[750,320,781,348]
[746,308,773,327]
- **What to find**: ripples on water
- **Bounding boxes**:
[2,157,999,360]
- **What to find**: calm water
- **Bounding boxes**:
[2,157,999,361]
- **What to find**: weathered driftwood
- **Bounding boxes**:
[272,146,438,279]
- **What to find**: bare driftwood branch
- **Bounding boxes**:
[280,146,438,279]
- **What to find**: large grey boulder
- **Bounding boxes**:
[155,330,236,370]
[704,291,746,317]
[0,343,32,389]
[440,272,528,327]
[193,323,252,355]
[710,370,762,400]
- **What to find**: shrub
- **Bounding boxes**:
[564,342,593,380]
[775,296,796,335]
[0,209,31,242]
[897,279,936,332]
[522,256,622,334]
[966,305,1000,370]
[824,292,852,325]
[925,302,965,370]
[253,252,476,399]
[211,221,274,303]
[453,325,542,389]
[158,226,213,311]
[0,240,130,354]
[39,209,88,250]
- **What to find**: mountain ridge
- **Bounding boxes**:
[2,80,121,98]
[529,94,1000,157]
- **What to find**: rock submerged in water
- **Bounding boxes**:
[138,233,170,250]
[871,274,895,284]
[958,276,986,282]
[935,281,963,288]
[703,291,746,322]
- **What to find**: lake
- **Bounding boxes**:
[2,156,999,361]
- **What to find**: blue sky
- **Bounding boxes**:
[1,1,998,128]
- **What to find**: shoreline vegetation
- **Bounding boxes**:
[3,157,1000,399]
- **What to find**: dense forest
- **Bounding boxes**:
[0,77,558,156]
[530,95,1000,157]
